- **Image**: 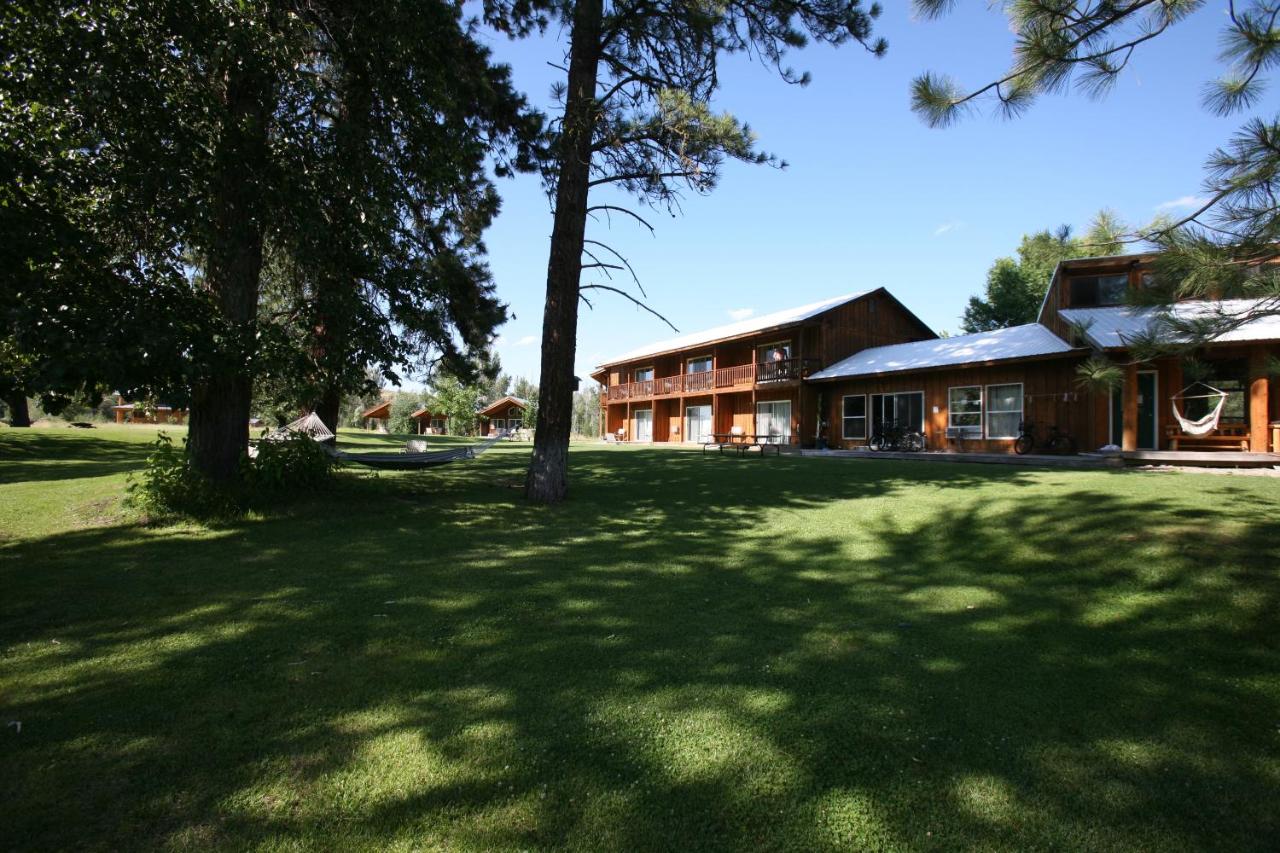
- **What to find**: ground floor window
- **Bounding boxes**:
[491,418,505,432]
[686,405,711,443]
[431,418,445,432]
[756,400,792,443]
[986,383,1023,439]
[948,386,982,432]
[507,415,522,430]
[841,395,867,439]
[870,391,924,436]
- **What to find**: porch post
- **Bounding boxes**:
[1122,362,1138,451]
[1165,358,1182,451]
[1249,345,1269,452]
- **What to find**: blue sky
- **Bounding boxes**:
[468,2,1242,384]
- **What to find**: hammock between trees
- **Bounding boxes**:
[257,412,502,470]
[1170,383,1228,436]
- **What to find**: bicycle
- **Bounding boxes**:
[1013,421,1077,455]
[869,421,926,452]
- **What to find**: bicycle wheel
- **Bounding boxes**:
[905,432,925,452]
[1014,434,1034,455]
[869,434,886,452]
[1056,435,1078,455]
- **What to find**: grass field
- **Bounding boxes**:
[2,425,1279,851]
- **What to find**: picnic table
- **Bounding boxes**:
[702,432,784,457]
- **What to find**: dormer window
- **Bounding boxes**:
[1069,273,1128,307]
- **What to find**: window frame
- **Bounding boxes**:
[755,340,792,363]
[984,382,1024,439]
[841,394,867,440]
[947,385,983,433]
[870,390,926,435]
[632,365,655,383]
[755,399,793,443]
[686,354,713,374]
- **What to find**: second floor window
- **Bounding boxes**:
[687,356,712,374]
[633,367,654,382]
[1069,274,1128,307]
[757,342,791,364]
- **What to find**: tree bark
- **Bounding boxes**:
[187,60,272,482]
[5,394,31,427]
[525,0,604,504]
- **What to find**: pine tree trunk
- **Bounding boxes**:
[188,61,271,482]
[5,394,31,427]
[525,0,603,504]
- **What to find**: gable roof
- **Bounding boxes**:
[809,323,1076,380]
[598,291,873,366]
[410,407,436,419]
[361,401,391,420]
[1059,299,1280,349]
[478,395,529,417]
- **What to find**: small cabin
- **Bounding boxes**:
[478,396,528,436]
[360,401,391,432]
[410,407,447,435]
[112,401,186,425]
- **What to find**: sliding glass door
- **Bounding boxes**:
[633,409,653,442]
[870,392,924,436]
[685,405,711,443]
[756,400,792,444]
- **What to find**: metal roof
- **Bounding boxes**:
[1059,299,1280,349]
[809,323,1075,380]
[598,291,871,366]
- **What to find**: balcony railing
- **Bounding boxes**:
[605,357,818,402]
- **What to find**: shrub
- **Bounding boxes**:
[128,432,335,519]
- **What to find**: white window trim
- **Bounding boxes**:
[755,398,793,442]
[686,354,713,373]
[984,382,1024,439]
[947,385,983,431]
[684,404,712,443]
[840,394,867,440]
[632,365,655,382]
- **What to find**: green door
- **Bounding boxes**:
[1111,375,1158,449]
[1137,372,1157,449]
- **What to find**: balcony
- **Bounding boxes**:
[605,357,819,403]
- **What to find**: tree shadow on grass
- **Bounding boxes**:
[2,446,1278,850]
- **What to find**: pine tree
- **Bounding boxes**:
[911,0,1280,363]
[490,0,888,503]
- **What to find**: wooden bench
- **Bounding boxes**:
[1165,424,1249,451]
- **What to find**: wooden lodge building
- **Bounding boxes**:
[591,255,1280,454]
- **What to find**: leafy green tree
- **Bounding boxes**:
[571,387,601,437]
[912,0,1279,366]
[3,1,537,480]
[388,393,425,435]
[961,214,1125,332]
[494,0,888,503]
[429,375,483,436]
[512,376,539,427]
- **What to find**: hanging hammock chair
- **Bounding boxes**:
[1170,382,1228,436]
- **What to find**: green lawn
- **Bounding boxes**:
[2,426,1278,851]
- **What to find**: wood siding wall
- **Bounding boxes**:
[820,357,1099,453]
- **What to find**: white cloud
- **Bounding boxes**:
[727,307,755,321]
[933,221,963,237]
[1155,195,1207,212]
[515,335,539,346]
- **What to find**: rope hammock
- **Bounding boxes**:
[1170,383,1228,436]
[264,411,334,443]
[326,435,503,470]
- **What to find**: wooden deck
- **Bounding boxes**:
[799,449,1122,469]
[1104,449,1280,468]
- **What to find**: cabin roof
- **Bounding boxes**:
[598,291,872,366]
[410,407,435,419]
[1060,299,1280,349]
[478,395,528,417]
[809,323,1075,380]
[361,401,391,420]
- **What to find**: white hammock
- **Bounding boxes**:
[263,412,335,442]
[1170,384,1227,436]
